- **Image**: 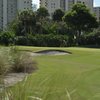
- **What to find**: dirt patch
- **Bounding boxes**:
[4,73,27,87]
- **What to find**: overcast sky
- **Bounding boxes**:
[33,0,100,8]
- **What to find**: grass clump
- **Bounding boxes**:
[0,48,12,100]
[11,49,37,73]
[0,48,12,75]
[0,47,37,75]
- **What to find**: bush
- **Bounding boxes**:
[11,49,37,73]
[0,31,15,46]
[79,32,100,46]
[0,47,37,75]
[15,36,28,45]
[16,34,69,47]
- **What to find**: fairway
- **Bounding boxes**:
[10,47,100,100]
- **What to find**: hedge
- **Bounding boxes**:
[16,34,69,47]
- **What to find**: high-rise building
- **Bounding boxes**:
[40,0,62,16]
[94,7,100,22]
[65,0,74,11]
[40,0,93,16]
[0,0,3,30]
[0,0,32,30]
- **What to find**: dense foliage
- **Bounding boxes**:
[0,31,15,46]
[63,3,98,45]
[15,34,69,47]
[52,9,65,21]
[0,4,99,47]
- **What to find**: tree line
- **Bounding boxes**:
[0,3,100,47]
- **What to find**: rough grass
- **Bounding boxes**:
[0,47,12,75]
[3,47,100,100]
[0,46,37,74]
[11,50,37,73]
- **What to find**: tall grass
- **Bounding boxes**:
[0,47,37,75]
[0,47,12,75]
[0,76,28,100]
[11,47,37,73]
[0,46,37,100]
[0,47,11,100]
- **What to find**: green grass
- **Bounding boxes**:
[7,47,100,100]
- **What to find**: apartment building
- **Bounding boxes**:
[0,0,3,30]
[40,0,61,16]
[40,0,93,16]
[65,0,74,11]
[40,0,74,16]
[94,7,100,22]
[0,0,32,30]
[17,0,32,11]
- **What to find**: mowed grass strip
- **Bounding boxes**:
[9,47,100,100]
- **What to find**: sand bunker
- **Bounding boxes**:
[31,50,71,56]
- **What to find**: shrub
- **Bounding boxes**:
[11,48,37,73]
[0,47,37,75]
[15,36,28,45]
[33,34,68,47]
[0,31,15,46]
[16,34,69,47]
[78,32,100,46]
